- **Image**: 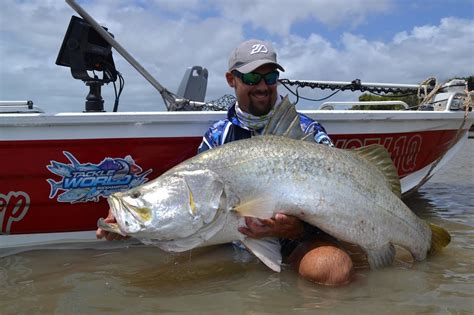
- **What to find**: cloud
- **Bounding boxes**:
[0,0,472,113]
[281,17,474,84]
[213,0,392,35]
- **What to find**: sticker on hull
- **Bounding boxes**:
[46,151,152,203]
[0,191,30,234]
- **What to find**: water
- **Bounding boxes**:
[1,141,473,315]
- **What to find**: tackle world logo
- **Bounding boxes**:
[47,151,152,203]
[0,191,30,234]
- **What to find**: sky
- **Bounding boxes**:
[0,0,473,113]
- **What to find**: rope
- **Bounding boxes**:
[417,77,442,107]
[462,89,473,118]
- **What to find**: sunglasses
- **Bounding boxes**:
[232,70,280,86]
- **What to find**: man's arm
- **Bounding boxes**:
[197,141,211,154]
[238,214,305,240]
[299,113,334,147]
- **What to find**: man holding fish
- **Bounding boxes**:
[97,39,354,285]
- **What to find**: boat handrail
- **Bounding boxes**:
[319,90,471,111]
[444,91,470,112]
[0,101,44,113]
[318,101,409,110]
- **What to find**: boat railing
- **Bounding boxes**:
[0,101,44,113]
[443,91,470,112]
[318,101,409,110]
[319,90,470,112]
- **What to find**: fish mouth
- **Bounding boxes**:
[100,195,129,236]
[97,218,127,236]
[107,194,151,232]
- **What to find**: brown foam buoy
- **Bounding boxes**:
[298,246,353,286]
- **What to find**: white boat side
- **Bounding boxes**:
[0,110,470,141]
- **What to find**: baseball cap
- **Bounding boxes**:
[228,39,285,73]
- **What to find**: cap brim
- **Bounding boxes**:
[232,59,285,73]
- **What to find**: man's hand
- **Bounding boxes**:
[95,208,130,241]
[238,213,305,240]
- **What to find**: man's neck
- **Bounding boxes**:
[234,96,283,131]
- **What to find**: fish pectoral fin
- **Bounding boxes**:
[365,243,396,269]
[233,198,276,219]
[242,237,282,272]
[97,218,127,237]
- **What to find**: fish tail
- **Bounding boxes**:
[428,223,451,255]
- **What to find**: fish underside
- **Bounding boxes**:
[99,97,450,272]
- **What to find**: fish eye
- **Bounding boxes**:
[131,190,141,199]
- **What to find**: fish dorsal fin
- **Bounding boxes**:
[351,144,401,197]
[263,96,308,141]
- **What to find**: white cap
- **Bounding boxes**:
[228,39,285,73]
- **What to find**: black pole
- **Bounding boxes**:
[84,81,105,112]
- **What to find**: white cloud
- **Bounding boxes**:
[280,16,474,86]
[213,0,392,35]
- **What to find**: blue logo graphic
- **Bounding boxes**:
[46,151,152,203]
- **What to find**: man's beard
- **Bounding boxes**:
[247,89,274,116]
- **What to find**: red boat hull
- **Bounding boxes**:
[1,127,468,235]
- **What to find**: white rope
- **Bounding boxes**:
[417,77,443,108]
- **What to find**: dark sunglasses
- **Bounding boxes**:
[232,70,280,86]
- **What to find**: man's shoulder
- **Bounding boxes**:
[205,117,234,140]
[209,118,231,130]
[207,104,236,131]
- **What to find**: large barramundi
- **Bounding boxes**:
[98,97,450,271]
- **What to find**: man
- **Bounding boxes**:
[97,39,353,285]
[196,39,353,285]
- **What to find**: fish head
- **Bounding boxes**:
[107,169,232,241]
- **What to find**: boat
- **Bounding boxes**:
[1,0,472,255]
